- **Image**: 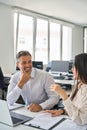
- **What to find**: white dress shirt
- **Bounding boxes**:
[63,83,87,125]
[7,68,59,109]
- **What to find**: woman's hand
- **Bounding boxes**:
[50,84,68,100]
[45,109,64,117]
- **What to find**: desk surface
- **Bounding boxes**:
[0,104,87,130]
[0,123,38,130]
[54,79,74,85]
[49,72,74,85]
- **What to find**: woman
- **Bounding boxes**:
[46,53,87,125]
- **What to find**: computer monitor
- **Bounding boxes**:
[69,59,74,73]
[16,61,43,70]
[32,61,43,70]
[51,60,69,73]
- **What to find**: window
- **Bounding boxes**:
[17,14,33,55]
[35,19,48,64]
[50,22,61,61]
[62,26,72,60]
[14,11,72,65]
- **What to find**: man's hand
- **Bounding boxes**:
[27,103,42,112]
[18,71,31,89]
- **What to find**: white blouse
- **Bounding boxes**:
[63,84,87,125]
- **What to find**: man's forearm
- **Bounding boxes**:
[7,86,22,105]
[40,97,59,110]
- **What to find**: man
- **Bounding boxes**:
[7,50,59,112]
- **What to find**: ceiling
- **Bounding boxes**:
[0,0,87,26]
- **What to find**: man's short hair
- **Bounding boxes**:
[16,50,31,62]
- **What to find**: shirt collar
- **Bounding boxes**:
[31,67,36,78]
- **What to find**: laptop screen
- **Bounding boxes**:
[0,99,32,126]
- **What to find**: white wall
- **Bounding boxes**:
[0,3,84,74]
[72,25,84,58]
[0,4,15,74]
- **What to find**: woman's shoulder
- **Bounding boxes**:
[80,84,87,96]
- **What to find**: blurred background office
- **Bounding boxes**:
[0,0,87,75]
[0,0,87,101]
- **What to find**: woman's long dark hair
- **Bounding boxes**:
[70,53,87,100]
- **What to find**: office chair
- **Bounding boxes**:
[46,61,51,72]
[0,67,10,99]
[69,59,74,74]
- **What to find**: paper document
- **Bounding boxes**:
[8,103,24,110]
[52,119,87,130]
[24,112,65,130]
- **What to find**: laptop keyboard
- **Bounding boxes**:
[11,116,23,124]
[10,111,33,124]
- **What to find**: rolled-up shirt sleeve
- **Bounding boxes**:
[40,73,59,109]
[40,96,59,110]
[7,73,22,105]
[7,85,22,105]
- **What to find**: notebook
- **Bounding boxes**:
[0,99,33,127]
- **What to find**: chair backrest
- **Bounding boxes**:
[46,61,52,72]
[0,67,5,88]
[32,61,43,70]
[0,67,4,79]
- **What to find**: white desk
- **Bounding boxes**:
[0,123,38,130]
[49,72,74,86]
[0,105,87,130]
[54,79,74,85]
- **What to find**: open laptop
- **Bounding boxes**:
[0,99,33,127]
